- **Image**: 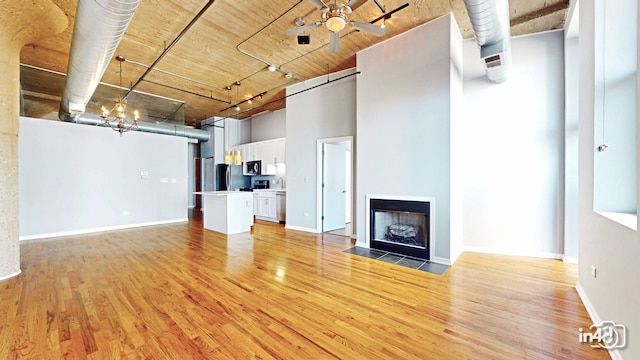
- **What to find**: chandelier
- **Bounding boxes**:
[101,56,139,136]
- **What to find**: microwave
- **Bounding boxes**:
[246,160,261,175]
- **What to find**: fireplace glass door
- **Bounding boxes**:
[373,210,426,249]
[368,197,431,260]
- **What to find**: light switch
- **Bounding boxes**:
[140,171,149,180]
[160,178,169,183]
[171,178,177,183]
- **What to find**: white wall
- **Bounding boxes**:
[449,16,464,263]
[285,69,357,232]
[577,1,640,359]
[251,109,286,142]
[462,31,566,258]
[356,14,459,262]
[19,117,188,239]
[188,141,196,207]
[565,3,580,262]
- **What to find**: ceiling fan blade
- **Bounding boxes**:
[351,21,387,37]
[307,0,326,10]
[346,0,368,11]
[284,22,323,36]
[329,31,340,53]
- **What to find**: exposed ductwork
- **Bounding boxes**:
[463,0,512,83]
[58,0,140,120]
[68,114,210,141]
[56,0,210,142]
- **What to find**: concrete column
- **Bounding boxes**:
[0,2,67,280]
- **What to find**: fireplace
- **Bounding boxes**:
[366,195,433,260]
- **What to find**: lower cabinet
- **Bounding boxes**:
[253,191,278,222]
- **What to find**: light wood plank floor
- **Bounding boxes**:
[1,215,610,359]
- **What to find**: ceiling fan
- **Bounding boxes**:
[284,0,387,53]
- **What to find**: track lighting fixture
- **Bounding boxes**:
[268,64,277,72]
[285,72,293,79]
[235,105,240,111]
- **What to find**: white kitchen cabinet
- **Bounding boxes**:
[262,138,285,175]
[253,190,278,222]
[231,138,286,175]
[244,143,256,162]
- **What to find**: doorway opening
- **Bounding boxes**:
[316,136,353,237]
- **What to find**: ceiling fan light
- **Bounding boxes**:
[326,16,346,32]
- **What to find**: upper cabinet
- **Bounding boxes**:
[231,138,285,175]
[262,138,285,175]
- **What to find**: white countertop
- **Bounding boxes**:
[194,191,254,196]
[252,188,286,193]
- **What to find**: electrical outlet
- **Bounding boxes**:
[591,265,597,278]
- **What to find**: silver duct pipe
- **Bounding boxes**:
[463,0,512,83]
[66,114,210,141]
[58,0,140,120]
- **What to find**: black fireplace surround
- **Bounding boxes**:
[369,198,431,260]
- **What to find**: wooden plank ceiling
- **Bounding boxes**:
[19,0,569,127]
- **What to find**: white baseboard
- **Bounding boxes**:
[255,215,279,223]
[463,246,564,260]
[433,257,452,266]
[19,218,189,241]
[354,241,367,248]
[563,256,579,264]
[284,224,320,233]
[575,282,602,326]
[0,269,21,282]
[575,283,623,360]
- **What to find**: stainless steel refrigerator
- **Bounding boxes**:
[216,164,249,191]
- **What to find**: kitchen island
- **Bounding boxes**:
[195,191,254,235]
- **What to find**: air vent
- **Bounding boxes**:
[484,55,502,68]
[480,40,505,70]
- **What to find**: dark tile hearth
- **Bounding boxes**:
[344,246,449,275]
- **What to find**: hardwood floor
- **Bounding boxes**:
[324,223,352,238]
[1,216,610,359]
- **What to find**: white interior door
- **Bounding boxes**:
[322,143,346,232]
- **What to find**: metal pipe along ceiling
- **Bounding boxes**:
[463,0,512,83]
[74,114,210,141]
[58,0,140,120]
